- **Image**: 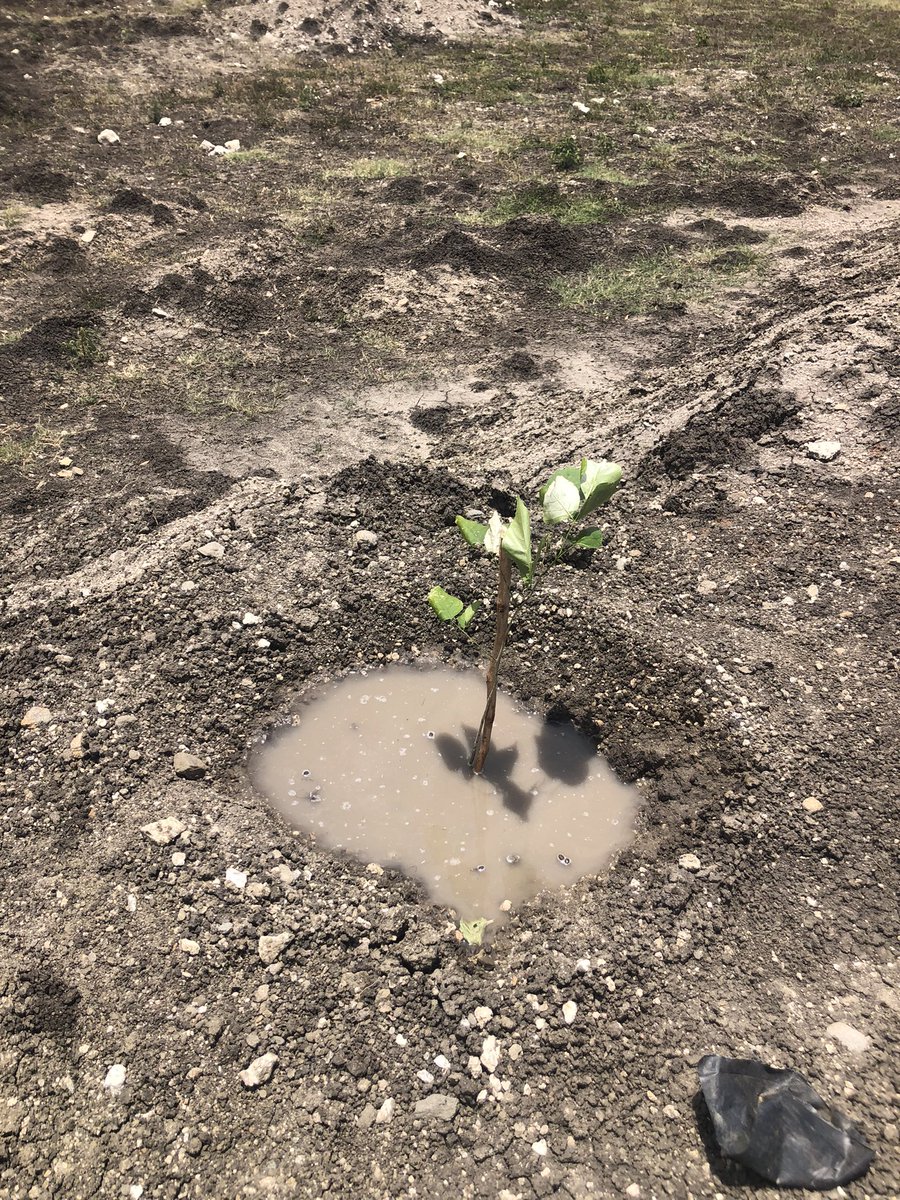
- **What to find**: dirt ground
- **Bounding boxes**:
[1,0,899,1197]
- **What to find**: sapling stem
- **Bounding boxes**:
[470,547,512,774]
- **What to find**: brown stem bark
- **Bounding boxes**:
[470,548,512,774]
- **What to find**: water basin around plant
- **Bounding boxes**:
[251,666,638,920]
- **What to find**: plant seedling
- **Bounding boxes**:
[429,458,622,774]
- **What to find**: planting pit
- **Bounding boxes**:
[252,666,637,919]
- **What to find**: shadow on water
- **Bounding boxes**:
[433,729,536,820]
[536,705,594,786]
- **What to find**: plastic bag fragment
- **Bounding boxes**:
[697,1054,874,1189]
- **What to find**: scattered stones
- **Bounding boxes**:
[179,938,200,956]
[678,853,702,872]
[198,541,225,560]
[239,1052,278,1088]
[826,1021,871,1054]
[353,529,379,550]
[806,439,841,463]
[102,1064,126,1095]
[414,1093,458,1121]
[141,816,185,845]
[97,128,120,145]
[258,931,293,964]
[802,797,823,814]
[173,751,207,779]
[562,1000,578,1025]
[375,1097,395,1124]
[21,705,51,728]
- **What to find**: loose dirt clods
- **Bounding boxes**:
[1,0,899,1197]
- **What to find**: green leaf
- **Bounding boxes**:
[428,586,464,622]
[542,475,581,525]
[502,498,532,582]
[574,528,604,549]
[459,918,492,946]
[576,459,622,519]
[483,511,504,556]
[539,465,581,504]
[455,515,488,547]
[457,601,481,630]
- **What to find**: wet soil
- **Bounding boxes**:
[1,1,899,1198]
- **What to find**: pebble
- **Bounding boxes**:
[562,1000,578,1025]
[209,145,227,156]
[141,817,185,845]
[103,1064,126,1095]
[433,1054,451,1071]
[224,138,241,152]
[802,797,823,814]
[417,1069,435,1085]
[375,1097,395,1124]
[472,1005,493,1027]
[531,1138,548,1156]
[198,541,225,560]
[179,939,200,956]
[258,931,293,964]
[242,612,262,625]
[826,1021,871,1054]
[575,958,591,973]
[173,751,206,779]
[171,852,186,867]
[239,1052,278,1089]
[97,128,120,145]
[21,705,51,727]
[199,139,214,151]
[158,116,172,126]
[468,1055,482,1077]
[354,529,379,549]
[572,101,590,114]
[414,1093,458,1121]
[225,867,248,890]
[296,607,319,631]
[806,439,841,462]
[80,229,97,245]
[626,1185,641,1199]
[678,853,702,872]
[358,1102,376,1129]
[480,1036,501,1073]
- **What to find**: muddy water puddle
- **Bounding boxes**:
[252,667,637,919]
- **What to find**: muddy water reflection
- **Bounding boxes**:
[252,667,637,919]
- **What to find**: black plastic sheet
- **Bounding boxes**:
[697,1054,874,1189]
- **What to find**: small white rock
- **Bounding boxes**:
[480,1035,501,1073]
[626,1185,641,1199]
[80,229,97,245]
[239,1052,278,1088]
[472,1005,493,1028]
[417,1069,434,1084]
[103,1064,126,1094]
[572,101,590,114]
[171,852,186,867]
[576,958,591,973]
[21,705,52,728]
[258,931,292,964]
[223,139,241,152]
[179,939,200,956]
[354,529,379,549]
[562,1000,578,1025]
[678,853,702,872]
[375,1097,395,1124]
[433,1054,451,1071]
[806,439,841,463]
[209,144,227,156]
[225,867,248,890]
[242,612,262,625]
[468,1055,482,1077]
[199,139,214,151]
[802,797,823,814]
[141,817,185,845]
[531,1138,548,1156]
[97,128,120,145]
[198,541,225,559]
[826,1021,872,1054]
[158,116,172,126]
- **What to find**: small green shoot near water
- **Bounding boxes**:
[459,917,492,946]
[429,458,622,774]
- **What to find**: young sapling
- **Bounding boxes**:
[428,458,622,774]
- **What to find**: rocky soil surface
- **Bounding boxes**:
[1,0,898,1197]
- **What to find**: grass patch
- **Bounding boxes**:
[554,245,761,313]
[329,157,409,179]
[1,205,28,228]
[0,422,64,470]
[473,181,626,226]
